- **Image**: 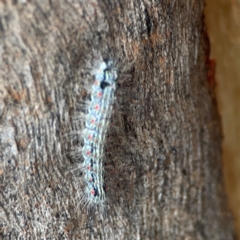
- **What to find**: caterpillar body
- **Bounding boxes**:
[82,61,117,205]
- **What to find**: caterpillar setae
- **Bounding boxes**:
[82,61,118,206]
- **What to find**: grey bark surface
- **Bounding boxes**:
[0,0,236,239]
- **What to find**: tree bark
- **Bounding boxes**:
[0,0,236,239]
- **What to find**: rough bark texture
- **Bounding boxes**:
[0,0,236,239]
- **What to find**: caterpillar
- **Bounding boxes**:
[82,61,118,206]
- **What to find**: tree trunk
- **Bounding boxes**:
[0,0,236,239]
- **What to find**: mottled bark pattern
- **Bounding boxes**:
[0,0,235,239]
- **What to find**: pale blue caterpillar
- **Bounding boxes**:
[82,61,117,205]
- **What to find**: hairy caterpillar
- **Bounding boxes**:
[82,61,118,206]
